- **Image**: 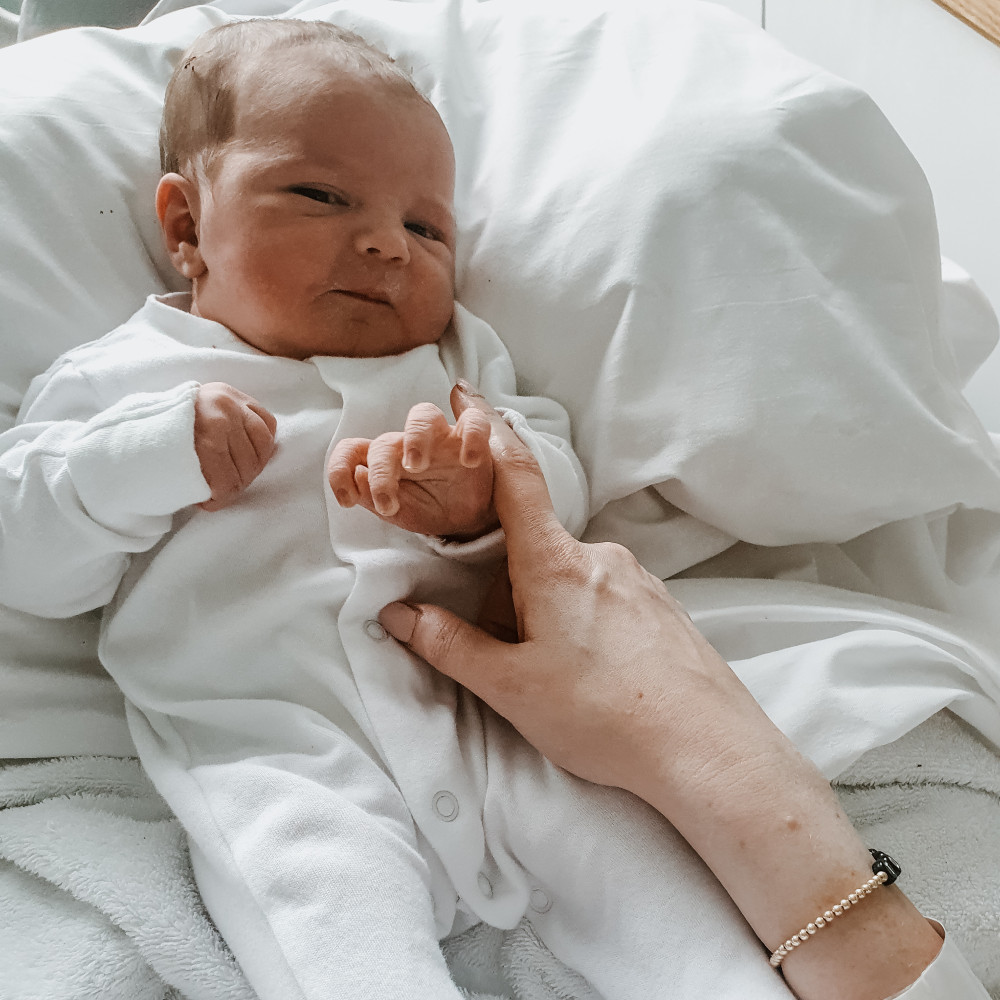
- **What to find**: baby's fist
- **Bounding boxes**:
[328,395,497,539]
[194,382,277,511]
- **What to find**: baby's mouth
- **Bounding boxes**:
[332,288,391,306]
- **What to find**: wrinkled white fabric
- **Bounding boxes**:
[666,578,1000,778]
[3,1,1000,554]
[3,0,1000,760]
[0,2,997,996]
[0,294,802,1000]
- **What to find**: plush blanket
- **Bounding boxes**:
[0,756,572,1000]
[2,709,998,1000]
[834,711,1000,999]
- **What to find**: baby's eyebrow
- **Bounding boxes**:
[414,195,456,225]
[245,149,347,176]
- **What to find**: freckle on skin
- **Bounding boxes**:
[785,815,801,831]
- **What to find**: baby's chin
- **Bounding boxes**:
[302,295,452,359]
[237,312,450,360]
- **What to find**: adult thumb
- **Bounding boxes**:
[379,600,515,700]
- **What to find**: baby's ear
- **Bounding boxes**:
[156,173,205,280]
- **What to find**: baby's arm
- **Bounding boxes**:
[0,362,273,617]
[328,399,497,540]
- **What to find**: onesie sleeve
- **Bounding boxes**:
[439,304,589,541]
[888,922,991,999]
[0,360,211,618]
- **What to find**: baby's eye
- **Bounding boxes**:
[289,186,345,205]
[405,221,442,242]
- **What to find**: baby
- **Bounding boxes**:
[0,20,791,1000]
[156,20,502,539]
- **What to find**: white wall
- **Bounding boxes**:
[708,0,762,25]
[765,0,1000,431]
[713,0,1000,431]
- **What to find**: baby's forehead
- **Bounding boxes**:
[230,49,368,113]
[232,52,440,138]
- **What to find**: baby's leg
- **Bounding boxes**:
[128,702,465,1000]
[480,712,793,1000]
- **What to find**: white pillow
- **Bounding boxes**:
[1,0,999,547]
[3,0,1000,760]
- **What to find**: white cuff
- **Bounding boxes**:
[67,381,211,523]
[889,921,990,999]
[422,525,507,563]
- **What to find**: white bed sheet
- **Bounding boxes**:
[1,2,999,996]
[0,0,997,787]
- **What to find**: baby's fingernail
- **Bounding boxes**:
[380,602,417,643]
[402,449,421,472]
[456,379,483,398]
[334,488,351,507]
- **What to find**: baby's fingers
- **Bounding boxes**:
[365,432,405,517]
[328,438,371,507]
[245,399,277,438]
[226,421,265,488]
[455,406,492,468]
[402,403,451,473]
[242,407,276,473]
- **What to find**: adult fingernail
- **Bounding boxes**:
[380,602,417,643]
[374,492,398,516]
[456,379,483,398]
[402,448,421,472]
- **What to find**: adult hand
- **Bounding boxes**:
[380,381,942,1000]
[382,383,728,797]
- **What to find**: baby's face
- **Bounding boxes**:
[184,62,456,359]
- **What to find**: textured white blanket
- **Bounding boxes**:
[834,711,1000,998]
[3,717,997,1000]
[0,757,559,1000]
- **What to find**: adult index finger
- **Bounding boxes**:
[449,381,569,573]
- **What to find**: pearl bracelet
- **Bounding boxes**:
[769,870,889,968]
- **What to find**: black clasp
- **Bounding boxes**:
[869,849,902,886]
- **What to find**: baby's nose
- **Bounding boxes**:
[355,222,409,264]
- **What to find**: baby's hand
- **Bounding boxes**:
[328,397,497,539]
[194,382,277,511]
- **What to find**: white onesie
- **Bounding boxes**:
[0,293,806,1000]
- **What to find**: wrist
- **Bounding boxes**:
[422,522,506,564]
[440,518,500,544]
[635,700,942,1000]
[67,382,210,520]
[438,503,499,543]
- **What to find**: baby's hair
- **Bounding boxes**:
[159,19,430,177]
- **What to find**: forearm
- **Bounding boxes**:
[632,647,942,1000]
